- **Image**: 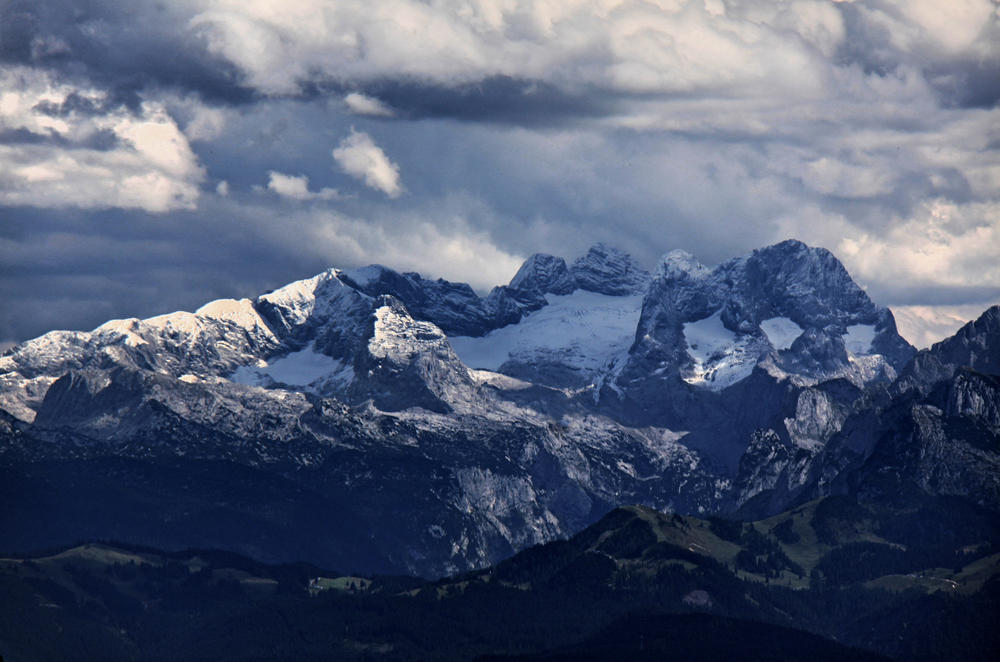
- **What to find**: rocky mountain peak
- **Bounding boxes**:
[655,250,710,282]
[508,253,577,297]
[253,270,372,359]
[612,240,916,454]
[929,305,1000,376]
[337,264,418,300]
[348,295,478,414]
[714,240,877,333]
[777,328,851,376]
[2,238,999,579]
[337,264,505,338]
[634,240,893,349]
[571,244,651,296]
[891,305,1000,400]
[946,368,1000,428]
[253,269,356,340]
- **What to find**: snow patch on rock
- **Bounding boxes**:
[96,318,148,347]
[682,312,758,390]
[683,312,735,363]
[760,317,804,350]
[230,341,352,389]
[469,370,534,390]
[342,265,386,288]
[144,311,206,336]
[369,305,448,360]
[844,324,876,355]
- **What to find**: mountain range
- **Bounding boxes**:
[1,239,998,578]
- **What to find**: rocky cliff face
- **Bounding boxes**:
[929,306,1000,375]
[2,242,995,576]
[347,296,481,414]
[570,244,651,296]
[619,240,910,393]
[733,305,1000,518]
[508,253,577,297]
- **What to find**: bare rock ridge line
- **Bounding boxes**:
[1,239,998,577]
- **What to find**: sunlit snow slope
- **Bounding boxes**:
[449,291,643,381]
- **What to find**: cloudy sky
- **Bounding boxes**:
[2,0,999,350]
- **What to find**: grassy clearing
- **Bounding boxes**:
[626,505,743,566]
[866,553,1000,595]
[309,576,372,594]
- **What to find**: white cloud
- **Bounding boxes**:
[332,130,402,198]
[800,157,897,198]
[182,105,228,142]
[226,195,524,293]
[191,0,837,97]
[188,0,1000,114]
[313,217,523,292]
[266,171,340,201]
[0,67,204,213]
[836,199,1000,292]
[343,92,395,117]
[891,303,998,349]
[882,0,995,53]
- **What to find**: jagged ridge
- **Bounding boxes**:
[2,241,997,578]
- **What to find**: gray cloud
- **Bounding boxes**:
[0,126,118,150]
[927,57,1000,109]
[0,199,334,343]
[343,92,394,118]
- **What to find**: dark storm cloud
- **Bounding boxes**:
[0,200,336,343]
[349,77,618,126]
[927,58,1000,109]
[0,0,252,106]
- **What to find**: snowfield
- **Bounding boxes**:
[448,291,643,377]
[230,341,352,389]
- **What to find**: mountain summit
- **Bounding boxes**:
[2,241,997,577]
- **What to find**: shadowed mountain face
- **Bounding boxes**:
[1,240,997,577]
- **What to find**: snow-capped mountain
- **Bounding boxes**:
[2,240,997,577]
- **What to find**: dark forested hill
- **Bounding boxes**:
[2,496,997,662]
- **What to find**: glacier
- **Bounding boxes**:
[449,290,643,381]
